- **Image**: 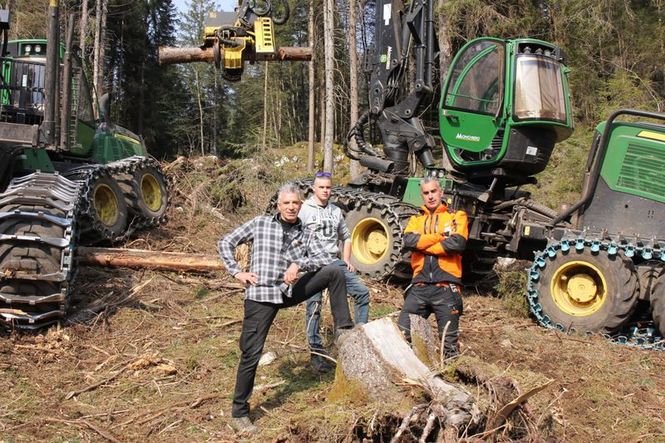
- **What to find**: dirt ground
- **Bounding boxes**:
[1,156,664,442]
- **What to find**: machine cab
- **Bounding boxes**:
[439,38,574,178]
[1,39,98,156]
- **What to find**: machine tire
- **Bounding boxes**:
[130,166,169,220]
[0,201,70,327]
[89,175,128,239]
[651,270,665,337]
[535,249,639,334]
[345,205,399,278]
[0,207,64,276]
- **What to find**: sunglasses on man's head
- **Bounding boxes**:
[315,171,332,177]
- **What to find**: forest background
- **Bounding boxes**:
[6,0,665,182]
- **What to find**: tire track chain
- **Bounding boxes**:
[266,180,418,280]
[0,172,82,329]
[65,156,169,243]
[528,231,665,350]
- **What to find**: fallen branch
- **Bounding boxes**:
[65,364,131,400]
[42,418,121,443]
[114,394,222,428]
[486,380,554,432]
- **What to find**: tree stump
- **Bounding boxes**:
[332,318,481,430]
[409,314,439,366]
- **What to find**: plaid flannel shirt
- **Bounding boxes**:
[218,214,334,304]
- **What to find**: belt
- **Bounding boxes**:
[414,282,450,288]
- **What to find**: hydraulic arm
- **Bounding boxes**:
[349,0,437,175]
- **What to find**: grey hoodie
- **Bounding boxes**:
[298,197,351,257]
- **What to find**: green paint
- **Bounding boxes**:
[597,121,665,203]
[439,37,573,171]
[15,149,54,172]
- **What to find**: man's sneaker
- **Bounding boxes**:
[230,416,258,435]
[310,353,334,372]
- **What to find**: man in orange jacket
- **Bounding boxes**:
[398,177,469,357]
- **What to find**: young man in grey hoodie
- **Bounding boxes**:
[299,172,370,371]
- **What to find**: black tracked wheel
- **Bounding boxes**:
[534,249,639,334]
[0,173,79,329]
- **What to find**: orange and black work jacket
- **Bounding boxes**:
[403,204,469,284]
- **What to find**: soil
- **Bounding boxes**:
[1,156,663,442]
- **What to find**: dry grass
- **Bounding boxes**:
[1,154,664,442]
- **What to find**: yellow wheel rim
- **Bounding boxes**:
[550,260,607,316]
[94,184,119,226]
[141,173,163,212]
[352,217,389,265]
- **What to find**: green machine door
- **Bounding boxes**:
[440,39,505,168]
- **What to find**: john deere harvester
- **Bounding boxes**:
[288,0,664,348]
[0,3,169,329]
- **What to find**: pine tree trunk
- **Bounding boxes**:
[348,0,361,179]
[195,69,205,156]
[79,0,89,55]
[323,0,335,172]
[93,0,107,98]
[93,0,102,103]
[307,0,316,172]
[319,80,325,151]
[262,62,269,148]
[436,0,452,75]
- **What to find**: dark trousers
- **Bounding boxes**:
[397,283,463,357]
[232,264,352,417]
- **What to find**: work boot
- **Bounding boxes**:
[230,416,258,435]
[310,353,334,372]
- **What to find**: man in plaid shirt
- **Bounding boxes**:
[219,183,354,435]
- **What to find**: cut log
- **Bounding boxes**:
[332,318,481,430]
[158,45,312,65]
[77,247,224,272]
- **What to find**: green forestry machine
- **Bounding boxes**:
[0,2,169,329]
[293,0,665,348]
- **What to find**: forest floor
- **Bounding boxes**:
[1,155,664,442]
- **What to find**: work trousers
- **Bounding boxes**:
[397,283,463,357]
[232,264,352,418]
[305,259,370,351]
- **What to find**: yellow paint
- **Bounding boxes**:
[352,217,390,264]
[637,130,665,142]
[140,172,163,212]
[550,260,607,316]
[93,184,119,226]
[254,18,275,54]
[524,225,531,236]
